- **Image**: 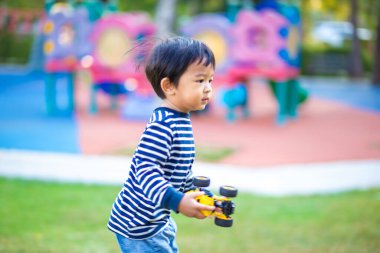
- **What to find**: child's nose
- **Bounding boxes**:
[204,83,212,92]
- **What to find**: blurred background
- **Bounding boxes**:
[0,0,379,252]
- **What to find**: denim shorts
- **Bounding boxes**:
[116,217,179,253]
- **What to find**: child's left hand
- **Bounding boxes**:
[178,191,215,219]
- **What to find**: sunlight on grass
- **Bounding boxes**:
[111,145,235,163]
[1,177,379,253]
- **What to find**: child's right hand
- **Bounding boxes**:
[177,191,215,219]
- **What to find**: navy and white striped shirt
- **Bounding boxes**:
[108,107,195,239]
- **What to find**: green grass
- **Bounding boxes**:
[1,177,379,253]
[112,145,236,163]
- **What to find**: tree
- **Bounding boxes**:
[349,0,363,78]
[372,2,380,85]
[155,0,178,37]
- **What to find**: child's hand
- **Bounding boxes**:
[178,191,215,219]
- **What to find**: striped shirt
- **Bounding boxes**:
[108,107,195,239]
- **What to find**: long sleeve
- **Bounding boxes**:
[183,169,195,192]
[108,107,194,239]
[134,120,183,209]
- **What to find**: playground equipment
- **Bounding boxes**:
[181,0,308,124]
[42,0,157,119]
[85,12,157,117]
[256,0,309,122]
[42,0,116,115]
[43,4,82,114]
[42,1,97,114]
[45,0,118,21]
[219,82,249,122]
[190,176,238,227]
[40,0,307,124]
[42,0,157,118]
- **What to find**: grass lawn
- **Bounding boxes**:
[112,145,235,163]
[1,177,379,253]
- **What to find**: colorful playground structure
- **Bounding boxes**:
[42,0,157,118]
[40,0,308,124]
[181,1,308,123]
[43,4,91,114]
[87,12,156,118]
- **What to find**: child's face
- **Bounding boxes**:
[170,61,214,113]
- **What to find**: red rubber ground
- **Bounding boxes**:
[76,82,380,167]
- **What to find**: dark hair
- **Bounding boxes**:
[145,37,215,99]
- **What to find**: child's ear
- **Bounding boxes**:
[160,77,176,96]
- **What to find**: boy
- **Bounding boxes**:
[108,37,216,252]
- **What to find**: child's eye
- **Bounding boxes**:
[196,79,204,83]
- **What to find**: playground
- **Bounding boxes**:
[1,63,380,253]
[1,70,380,253]
[0,0,380,176]
[0,0,379,192]
[1,1,380,252]
[1,68,379,168]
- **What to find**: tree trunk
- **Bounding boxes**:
[155,0,177,38]
[372,5,380,85]
[349,0,363,78]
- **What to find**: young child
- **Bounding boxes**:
[108,37,216,252]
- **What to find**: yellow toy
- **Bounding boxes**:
[190,176,238,227]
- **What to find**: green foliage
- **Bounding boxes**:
[0,31,33,64]
[301,44,347,75]
[361,44,374,73]
[117,0,156,14]
[1,177,380,253]
[112,145,235,163]
[300,43,373,76]
[0,0,45,9]
[0,0,154,12]
[195,146,235,162]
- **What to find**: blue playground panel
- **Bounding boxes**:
[0,69,80,153]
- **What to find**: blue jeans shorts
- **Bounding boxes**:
[116,217,179,253]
